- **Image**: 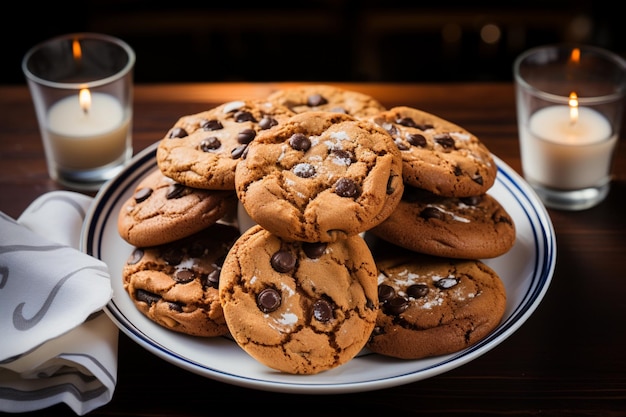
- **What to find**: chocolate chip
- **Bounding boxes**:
[378,284,395,303]
[384,296,409,315]
[434,134,455,149]
[302,242,327,258]
[460,195,483,206]
[434,277,459,289]
[257,288,281,313]
[396,116,417,127]
[237,128,256,144]
[407,133,427,147]
[331,149,354,165]
[162,247,184,265]
[135,289,160,305]
[201,119,223,131]
[168,127,188,138]
[168,302,184,312]
[289,133,311,151]
[200,136,221,151]
[270,250,296,273]
[127,248,144,265]
[134,187,152,203]
[334,177,358,198]
[231,144,247,159]
[174,268,195,283]
[420,206,444,220]
[293,163,316,178]
[166,183,186,199]
[472,175,484,185]
[307,94,328,107]
[416,122,434,130]
[407,283,429,298]
[386,175,396,195]
[206,269,220,289]
[313,299,333,322]
[234,110,256,123]
[259,116,278,130]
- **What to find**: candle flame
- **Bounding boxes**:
[72,39,82,61]
[79,88,91,115]
[570,48,581,64]
[569,92,579,125]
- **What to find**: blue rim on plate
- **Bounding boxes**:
[81,142,556,394]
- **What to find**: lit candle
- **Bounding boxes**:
[520,91,617,190]
[46,89,130,169]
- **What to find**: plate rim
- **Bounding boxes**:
[81,142,557,394]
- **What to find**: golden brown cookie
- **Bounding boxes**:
[122,223,241,337]
[117,168,237,247]
[267,84,387,118]
[219,225,379,375]
[369,186,516,259]
[156,99,295,190]
[371,106,497,197]
[235,111,404,242]
[366,245,507,359]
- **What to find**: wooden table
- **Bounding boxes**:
[1,83,625,416]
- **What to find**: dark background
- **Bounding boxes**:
[4,0,624,85]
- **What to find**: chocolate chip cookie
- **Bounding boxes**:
[366,245,507,359]
[122,223,241,337]
[267,84,387,118]
[369,186,516,259]
[235,111,404,242]
[219,225,379,375]
[371,106,497,197]
[117,168,237,247]
[156,99,295,190]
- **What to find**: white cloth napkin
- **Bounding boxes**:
[0,191,118,415]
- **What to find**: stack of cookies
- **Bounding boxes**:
[363,106,515,359]
[117,98,296,337]
[223,108,404,375]
[116,85,516,375]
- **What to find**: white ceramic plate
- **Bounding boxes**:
[82,142,556,394]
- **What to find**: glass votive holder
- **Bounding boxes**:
[22,33,135,191]
[513,44,626,211]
